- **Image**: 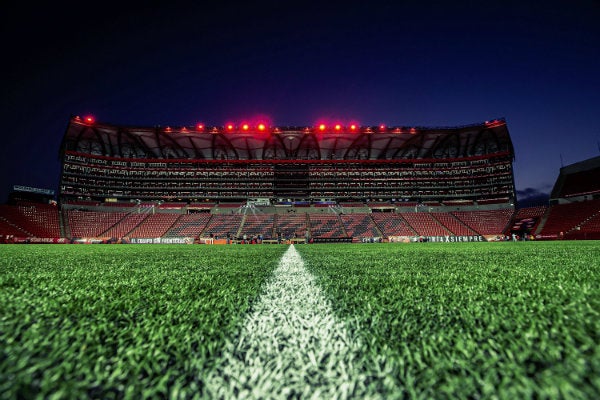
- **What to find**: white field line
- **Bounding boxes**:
[203,245,389,399]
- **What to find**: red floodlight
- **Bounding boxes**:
[379,124,386,131]
[242,123,249,131]
[196,123,205,131]
[349,124,357,131]
[334,124,342,131]
[84,115,95,124]
[258,123,266,131]
[318,124,326,131]
[226,124,234,131]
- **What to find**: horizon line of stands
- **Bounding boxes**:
[1,199,600,242]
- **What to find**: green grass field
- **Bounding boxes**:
[1,242,599,399]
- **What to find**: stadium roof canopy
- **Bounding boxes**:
[60,116,514,162]
[550,155,600,200]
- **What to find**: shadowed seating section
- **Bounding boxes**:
[201,214,244,238]
[308,214,347,239]
[164,214,211,237]
[452,209,513,236]
[431,212,477,236]
[340,213,381,239]
[103,213,150,238]
[400,212,450,236]
[128,213,181,238]
[239,214,275,239]
[539,199,600,237]
[371,213,415,237]
[275,214,307,239]
[0,213,29,236]
[0,203,60,237]
[508,206,548,235]
[576,211,600,236]
[67,210,127,237]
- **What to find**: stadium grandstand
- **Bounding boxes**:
[1,116,599,243]
[534,156,600,240]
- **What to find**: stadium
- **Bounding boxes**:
[1,116,599,398]
[1,115,599,243]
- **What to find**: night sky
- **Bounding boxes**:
[2,0,598,205]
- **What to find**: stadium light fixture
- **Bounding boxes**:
[242,123,249,131]
[196,124,205,131]
[84,116,95,124]
[226,124,234,131]
[379,124,386,131]
[318,124,326,131]
[258,123,266,131]
[334,124,342,131]
[349,124,357,131]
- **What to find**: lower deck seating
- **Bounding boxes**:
[0,217,29,236]
[431,212,477,236]
[452,209,513,236]
[540,199,600,236]
[201,214,244,238]
[371,213,415,237]
[275,214,307,239]
[575,211,600,236]
[164,214,212,237]
[400,212,450,236]
[309,214,347,239]
[0,203,60,237]
[340,213,381,238]
[508,206,548,235]
[239,214,275,239]
[67,210,127,237]
[128,213,181,238]
[103,213,150,238]
[6,201,600,241]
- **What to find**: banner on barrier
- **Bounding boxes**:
[1,236,69,244]
[423,235,486,242]
[388,235,486,243]
[127,237,194,244]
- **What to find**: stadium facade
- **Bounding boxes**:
[11,115,600,243]
[11,117,600,243]
[58,116,515,205]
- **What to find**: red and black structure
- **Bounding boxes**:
[59,116,515,205]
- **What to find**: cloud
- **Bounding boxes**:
[516,187,550,207]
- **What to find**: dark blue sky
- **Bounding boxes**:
[1,0,598,204]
